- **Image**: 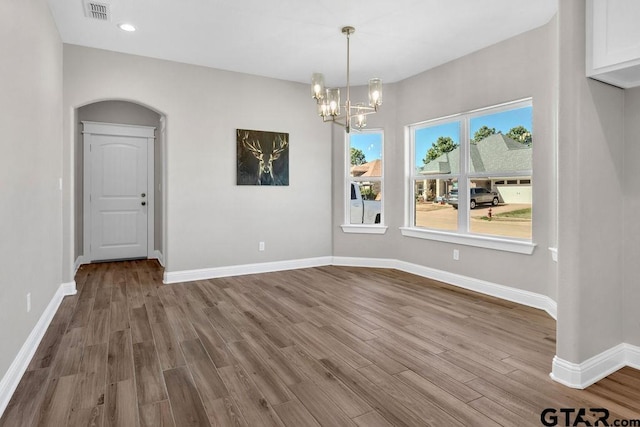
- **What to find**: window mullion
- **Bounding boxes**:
[458,118,470,233]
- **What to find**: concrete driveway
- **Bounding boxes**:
[415,202,532,239]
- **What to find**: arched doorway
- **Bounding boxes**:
[74,100,166,267]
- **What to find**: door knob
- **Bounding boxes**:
[141,201,146,206]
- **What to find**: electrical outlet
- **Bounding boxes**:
[27,293,31,312]
[453,249,460,261]
[259,241,265,251]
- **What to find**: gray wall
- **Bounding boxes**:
[333,20,559,298]
[624,87,640,347]
[0,0,63,377]
[556,0,625,363]
[75,101,163,259]
[62,45,333,279]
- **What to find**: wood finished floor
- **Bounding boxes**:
[1,260,639,426]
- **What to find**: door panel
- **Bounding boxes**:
[90,135,148,261]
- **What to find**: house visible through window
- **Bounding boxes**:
[348,130,383,226]
[408,100,532,241]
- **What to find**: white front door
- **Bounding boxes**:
[83,122,155,262]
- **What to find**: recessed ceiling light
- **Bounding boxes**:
[118,23,136,32]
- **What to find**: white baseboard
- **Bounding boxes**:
[163,256,333,284]
[332,256,558,320]
[0,281,77,417]
[61,280,78,296]
[551,343,640,389]
[332,256,398,270]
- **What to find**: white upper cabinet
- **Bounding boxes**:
[587,0,640,88]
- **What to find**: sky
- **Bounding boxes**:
[350,131,382,164]
[348,106,532,167]
[414,106,532,167]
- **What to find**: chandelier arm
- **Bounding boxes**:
[321,115,345,123]
[347,105,376,112]
[324,117,347,128]
[356,110,378,117]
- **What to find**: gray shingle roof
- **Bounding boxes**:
[418,134,531,175]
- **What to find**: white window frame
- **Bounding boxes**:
[401,99,536,254]
[342,129,387,234]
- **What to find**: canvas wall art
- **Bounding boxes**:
[237,129,289,186]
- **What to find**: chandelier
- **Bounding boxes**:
[311,26,382,133]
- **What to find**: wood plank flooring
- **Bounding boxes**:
[2,260,639,426]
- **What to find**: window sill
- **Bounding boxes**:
[341,224,388,235]
[399,227,536,254]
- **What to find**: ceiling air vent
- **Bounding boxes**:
[84,1,110,21]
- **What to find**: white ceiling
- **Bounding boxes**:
[47,0,557,87]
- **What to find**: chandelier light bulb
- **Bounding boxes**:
[318,102,328,118]
[368,78,383,108]
[355,103,367,128]
[311,73,325,100]
[326,88,341,116]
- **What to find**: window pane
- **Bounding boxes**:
[349,181,382,224]
[468,178,531,239]
[350,133,382,178]
[414,179,458,231]
[468,105,532,239]
[469,106,532,174]
[415,122,460,175]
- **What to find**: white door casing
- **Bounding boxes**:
[83,122,155,262]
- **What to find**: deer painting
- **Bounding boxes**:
[237,129,289,186]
